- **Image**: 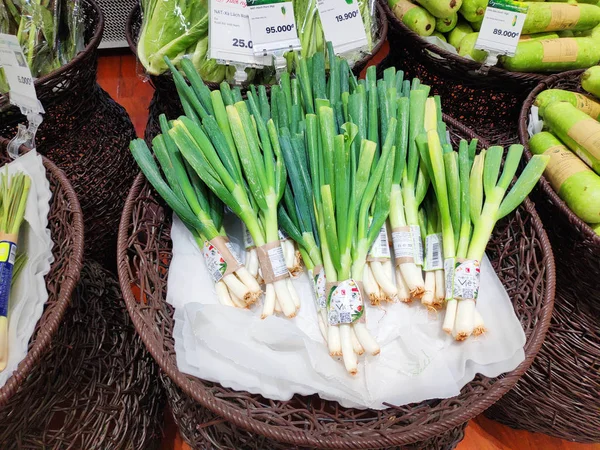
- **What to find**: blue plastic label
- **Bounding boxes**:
[0,241,17,317]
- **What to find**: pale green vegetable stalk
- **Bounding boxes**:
[0,171,30,372]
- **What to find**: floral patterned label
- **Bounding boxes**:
[312,268,327,311]
[327,279,364,325]
[203,241,229,283]
[453,259,481,300]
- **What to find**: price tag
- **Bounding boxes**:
[475,0,528,57]
[246,0,301,57]
[0,34,43,114]
[209,0,270,67]
[317,0,368,55]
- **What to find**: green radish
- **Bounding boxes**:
[519,32,559,41]
[459,0,486,22]
[530,132,600,223]
[416,0,462,19]
[592,222,600,234]
[501,37,600,72]
[390,0,436,36]
[436,13,458,32]
[582,65,600,98]
[542,101,600,174]
[448,20,473,48]
[470,17,483,31]
[458,32,488,62]
[522,3,600,34]
[432,31,448,42]
[535,88,600,119]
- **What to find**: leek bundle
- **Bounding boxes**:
[0,171,30,371]
[130,115,262,309]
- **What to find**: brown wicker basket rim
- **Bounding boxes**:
[380,0,549,83]
[117,114,556,448]
[0,0,103,105]
[519,69,600,246]
[0,137,85,407]
[125,1,387,81]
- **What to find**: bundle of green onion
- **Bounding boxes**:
[0,170,30,372]
[130,113,262,309]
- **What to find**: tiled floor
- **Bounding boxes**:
[97,50,600,450]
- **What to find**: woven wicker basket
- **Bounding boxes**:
[380,0,550,145]
[126,1,388,143]
[0,260,165,449]
[0,0,138,271]
[0,137,84,408]
[117,116,555,449]
[484,70,600,443]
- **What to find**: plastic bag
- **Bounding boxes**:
[0,0,85,87]
[292,0,378,65]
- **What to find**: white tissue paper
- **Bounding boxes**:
[528,105,543,138]
[0,151,54,388]
[168,214,526,409]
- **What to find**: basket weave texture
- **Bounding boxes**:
[117,116,555,449]
[126,1,388,142]
[379,0,549,146]
[484,70,600,443]
[0,260,165,449]
[0,0,138,270]
[0,137,84,409]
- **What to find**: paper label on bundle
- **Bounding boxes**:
[368,225,391,260]
[202,240,240,283]
[546,4,580,31]
[410,225,424,266]
[312,267,327,311]
[316,0,368,55]
[327,279,364,325]
[444,257,455,301]
[0,241,17,317]
[475,0,528,57]
[209,0,270,67]
[0,34,44,114]
[453,259,481,300]
[243,225,255,249]
[267,245,288,277]
[392,226,414,264]
[574,94,600,119]
[543,145,590,191]
[246,0,301,57]
[425,233,443,271]
[567,118,600,161]
[541,38,578,63]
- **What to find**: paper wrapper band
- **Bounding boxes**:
[325,279,366,325]
[202,236,241,284]
[0,233,18,318]
[256,240,290,284]
[392,226,414,265]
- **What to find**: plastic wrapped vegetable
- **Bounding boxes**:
[293,0,378,62]
[0,0,85,91]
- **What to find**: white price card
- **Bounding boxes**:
[209,0,270,67]
[0,34,43,114]
[475,0,528,57]
[246,0,301,56]
[317,0,368,55]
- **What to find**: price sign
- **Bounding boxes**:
[317,0,368,55]
[209,0,270,67]
[475,0,528,57]
[246,0,301,56]
[0,34,43,114]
